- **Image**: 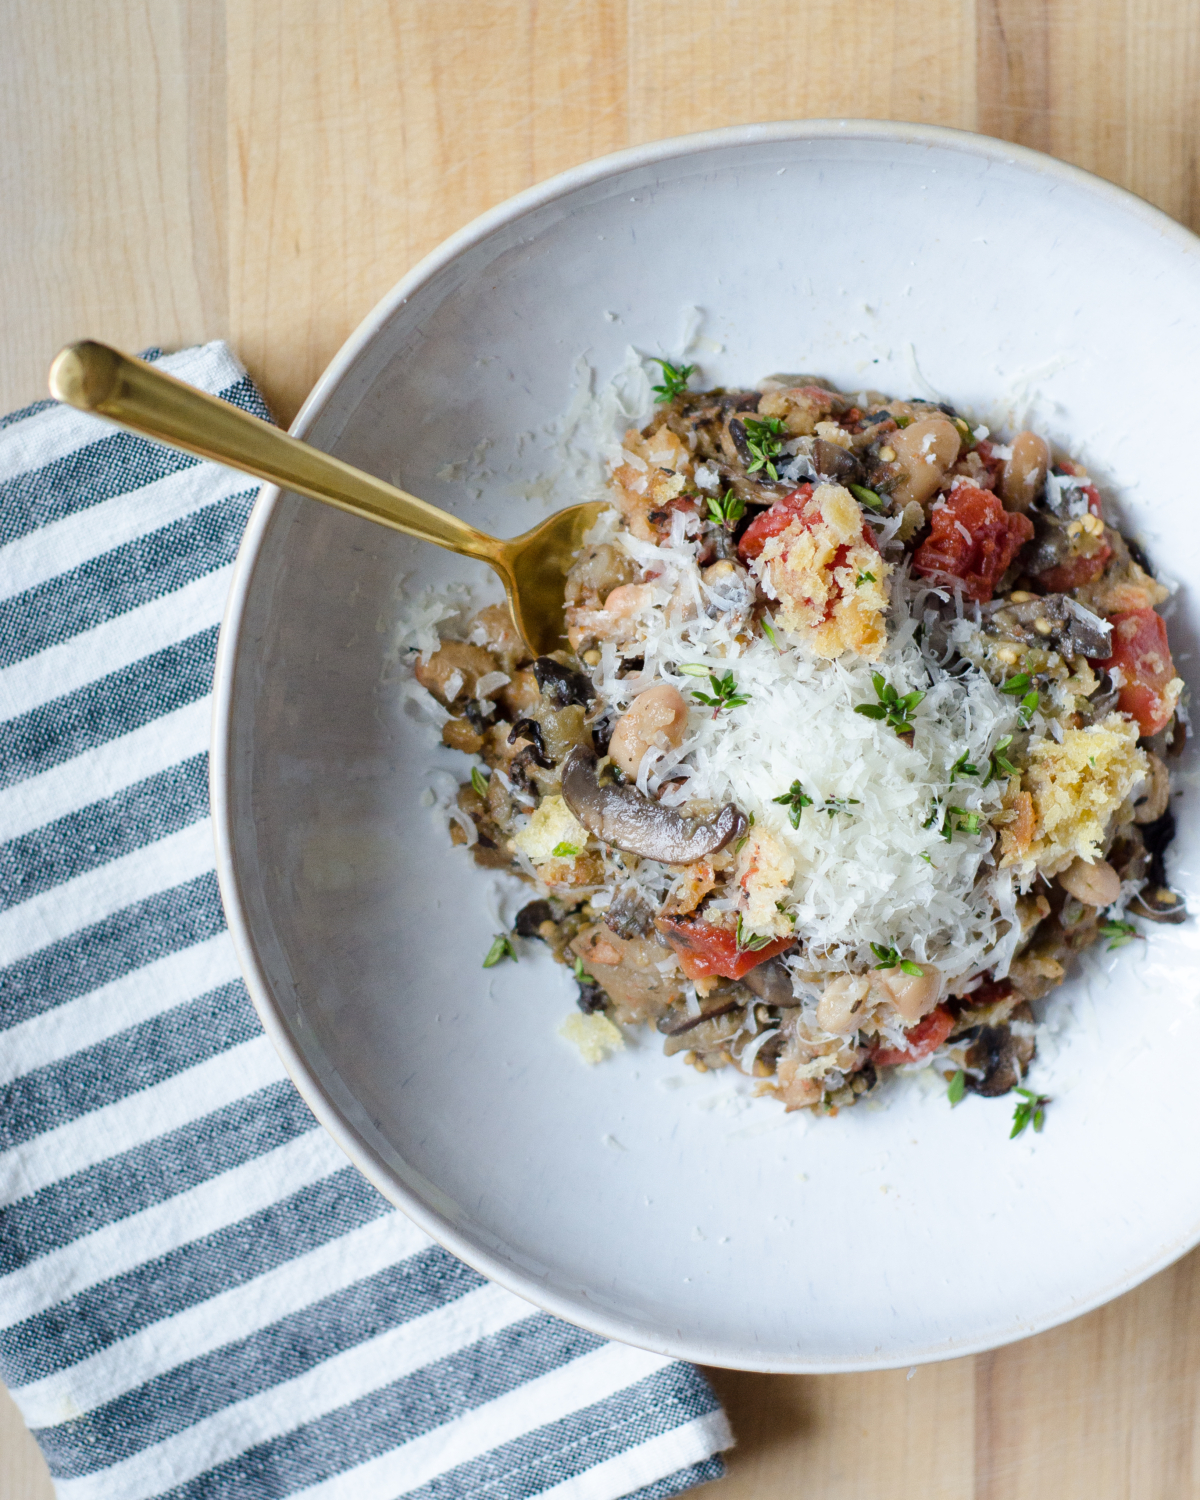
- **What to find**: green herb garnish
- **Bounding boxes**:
[483,933,517,968]
[946,805,983,836]
[741,416,786,480]
[552,842,581,858]
[824,797,860,818]
[949,750,979,782]
[572,955,595,984]
[848,483,885,512]
[1010,1087,1049,1138]
[470,766,489,797]
[1099,919,1141,952]
[761,616,781,651]
[981,734,1017,787]
[649,358,695,402]
[1000,674,1040,726]
[735,914,773,951]
[870,943,924,977]
[705,490,746,527]
[947,1069,966,1106]
[772,780,814,828]
[854,672,926,735]
[682,667,749,717]
[855,570,876,588]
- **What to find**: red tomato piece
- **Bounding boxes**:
[911,483,1034,603]
[1091,607,1178,736]
[872,1004,955,1068]
[1036,543,1112,593]
[737,485,814,563]
[656,914,794,981]
[965,977,1013,1008]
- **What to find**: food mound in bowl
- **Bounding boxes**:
[408,365,1187,1116]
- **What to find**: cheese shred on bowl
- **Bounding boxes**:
[403,363,1187,1115]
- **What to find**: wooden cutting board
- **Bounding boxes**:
[2,4,1199,1497]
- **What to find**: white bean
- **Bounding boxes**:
[1058,856,1121,907]
[875,962,943,1024]
[1000,431,1050,513]
[890,418,961,510]
[816,974,872,1035]
[608,683,689,777]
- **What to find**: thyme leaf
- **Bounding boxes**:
[772,779,813,828]
[483,933,517,968]
[649,358,695,402]
[1010,1087,1050,1138]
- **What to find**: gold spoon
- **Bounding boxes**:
[47,341,603,656]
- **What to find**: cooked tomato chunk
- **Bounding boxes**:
[656,913,793,981]
[911,483,1034,603]
[872,1004,955,1068]
[1036,543,1112,594]
[1092,607,1178,736]
[737,485,814,562]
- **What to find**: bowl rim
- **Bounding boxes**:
[210,117,1200,1373]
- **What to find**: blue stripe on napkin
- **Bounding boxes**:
[0,341,732,1500]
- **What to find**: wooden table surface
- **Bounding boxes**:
[3,3,1200,1496]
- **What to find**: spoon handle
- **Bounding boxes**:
[48,341,502,564]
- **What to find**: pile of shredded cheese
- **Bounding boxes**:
[583,503,1029,988]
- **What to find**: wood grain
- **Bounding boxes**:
[4,3,1200,1498]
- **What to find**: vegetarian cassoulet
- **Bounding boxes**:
[407,363,1185,1120]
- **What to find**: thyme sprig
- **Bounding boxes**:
[824,796,861,818]
[680,666,749,717]
[649,358,695,402]
[742,416,786,480]
[855,672,926,735]
[870,943,924,977]
[705,490,746,527]
[1010,1087,1050,1138]
[1099,918,1142,952]
[735,914,773,951]
[772,780,814,828]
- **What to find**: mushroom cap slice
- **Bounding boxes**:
[560,745,748,863]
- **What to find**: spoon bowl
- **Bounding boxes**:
[47,340,602,656]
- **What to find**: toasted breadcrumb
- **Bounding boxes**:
[735,828,796,937]
[751,484,891,659]
[559,1011,625,1064]
[1007,715,1147,878]
[514,795,590,864]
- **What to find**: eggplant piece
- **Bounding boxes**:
[508,717,553,768]
[743,955,799,1007]
[561,745,748,862]
[532,656,595,708]
[514,900,554,938]
[981,592,1111,662]
[603,884,656,939]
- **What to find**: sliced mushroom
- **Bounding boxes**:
[561,745,748,862]
[743,955,800,1007]
[811,436,863,486]
[657,997,743,1036]
[963,1004,1036,1096]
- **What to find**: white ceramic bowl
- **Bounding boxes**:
[213,120,1200,1372]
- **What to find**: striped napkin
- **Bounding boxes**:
[0,343,732,1500]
